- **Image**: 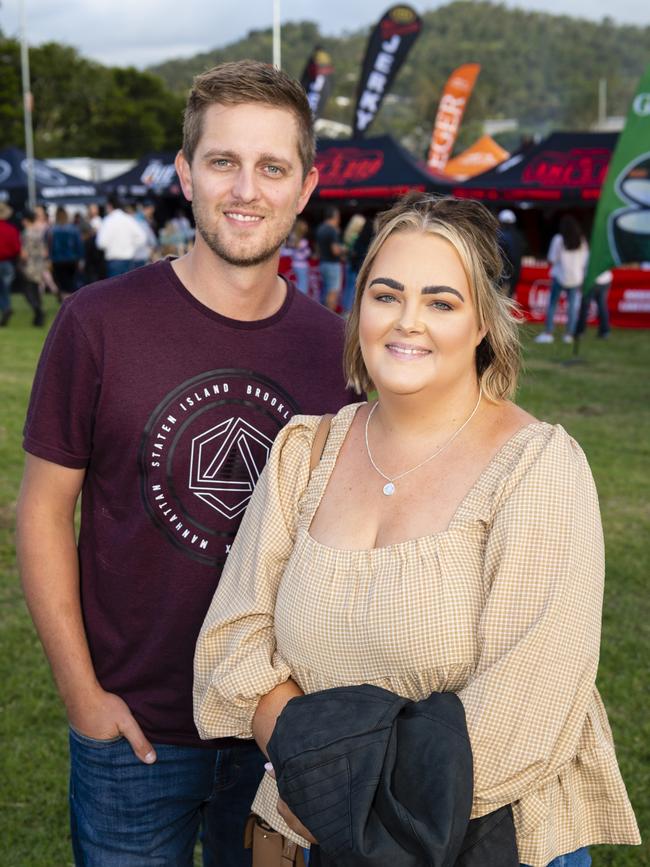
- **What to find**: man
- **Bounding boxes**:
[17,60,352,866]
[96,194,148,276]
[0,201,21,326]
[315,205,345,311]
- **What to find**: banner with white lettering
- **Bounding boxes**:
[585,63,650,288]
[352,5,423,138]
[300,46,335,120]
[427,63,481,172]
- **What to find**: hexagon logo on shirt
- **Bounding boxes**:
[140,369,299,565]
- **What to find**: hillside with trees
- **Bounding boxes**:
[0,1,647,159]
[151,1,650,156]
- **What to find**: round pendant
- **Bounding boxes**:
[383,482,396,496]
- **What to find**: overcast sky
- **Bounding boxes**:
[1,0,648,68]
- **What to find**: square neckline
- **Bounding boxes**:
[304,402,550,555]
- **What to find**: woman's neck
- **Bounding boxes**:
[371,380,483,443]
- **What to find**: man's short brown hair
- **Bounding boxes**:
[182,60,315,177]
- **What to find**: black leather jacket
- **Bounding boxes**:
[267,684,518,867]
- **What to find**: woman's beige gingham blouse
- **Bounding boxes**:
[194,403,640,867]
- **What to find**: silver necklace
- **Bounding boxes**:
[365,389,483,496]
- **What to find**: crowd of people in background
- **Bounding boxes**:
[0,196,195,327]
[1,193,612,338]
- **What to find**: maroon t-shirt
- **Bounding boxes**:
[24,259,354,746]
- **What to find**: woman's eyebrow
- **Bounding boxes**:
[422,285,465,301]
[369,277,404,291]
[369,277,465,302]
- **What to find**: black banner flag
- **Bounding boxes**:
[352,5,423,138]
[300,47,335,120]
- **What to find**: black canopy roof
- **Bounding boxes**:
[452,131,618,206]
[313,135,445,203]
[0,146,102,206]
[103,152,180,198]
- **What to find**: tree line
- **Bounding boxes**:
[1,1,648,160]
[0,40,185,158]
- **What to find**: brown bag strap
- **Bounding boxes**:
[309,413,334,475]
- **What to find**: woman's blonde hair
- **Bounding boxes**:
[343,192,522,401]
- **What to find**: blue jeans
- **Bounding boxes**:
[575,281,610,338]
[293,263,310,295]
[524,848,591,866]
[342,264,358,313]
[0,259,14,312]
[319,261,342,304]
[105,259,134,278]
[544,278,581,334]
[69,727,265,866]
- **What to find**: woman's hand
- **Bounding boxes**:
[276,796,318,844]
[266,763,318,844]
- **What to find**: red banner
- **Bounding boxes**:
[515,264,650,328]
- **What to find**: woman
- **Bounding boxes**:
[20,210,47,326]
[194,194,639,866]
[535,215,588,344]
[289,218,312,296]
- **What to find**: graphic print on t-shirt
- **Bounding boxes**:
[139,368,299,565]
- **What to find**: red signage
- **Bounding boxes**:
[515,264,650,328]
[315,147,384,187]
[521,148,611,188]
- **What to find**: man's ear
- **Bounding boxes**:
[296,166,319,214]
[175,150,193,202]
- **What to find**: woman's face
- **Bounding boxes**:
[359,230,486,398]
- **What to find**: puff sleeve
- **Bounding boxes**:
[458,426,605,818]
[193,414,320,740]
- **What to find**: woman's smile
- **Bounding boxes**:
[385,341,432,360]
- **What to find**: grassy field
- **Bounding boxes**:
[0,294,647,865]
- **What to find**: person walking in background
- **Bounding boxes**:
[0,202,21,326]
[341,213,366,314]
[82,204,107,284]
[535,215,588,344]
[19,210,46,326]
[288,218,312,295]
[497,209,523,298]
[127,202,159,269]
[96,194,148,277]
[87,203,103,233]
[48,207,84,301]
[316,206,345,312]
[17,59,352,867]
[573,268,612,341]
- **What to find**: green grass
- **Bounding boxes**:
[1,296,647,865]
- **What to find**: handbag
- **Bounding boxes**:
[244,814,306,867]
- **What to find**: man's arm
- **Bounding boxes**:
[331,241,346,259]
[16,454,156,763]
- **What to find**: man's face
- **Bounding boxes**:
[176,102,318,268]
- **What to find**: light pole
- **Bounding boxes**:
[272,0,281,69]
[20,0,37,209]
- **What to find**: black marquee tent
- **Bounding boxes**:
[103,152,180,199]
[0,146,103,208]
[451,131,618,206]
[313,134,446,204]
